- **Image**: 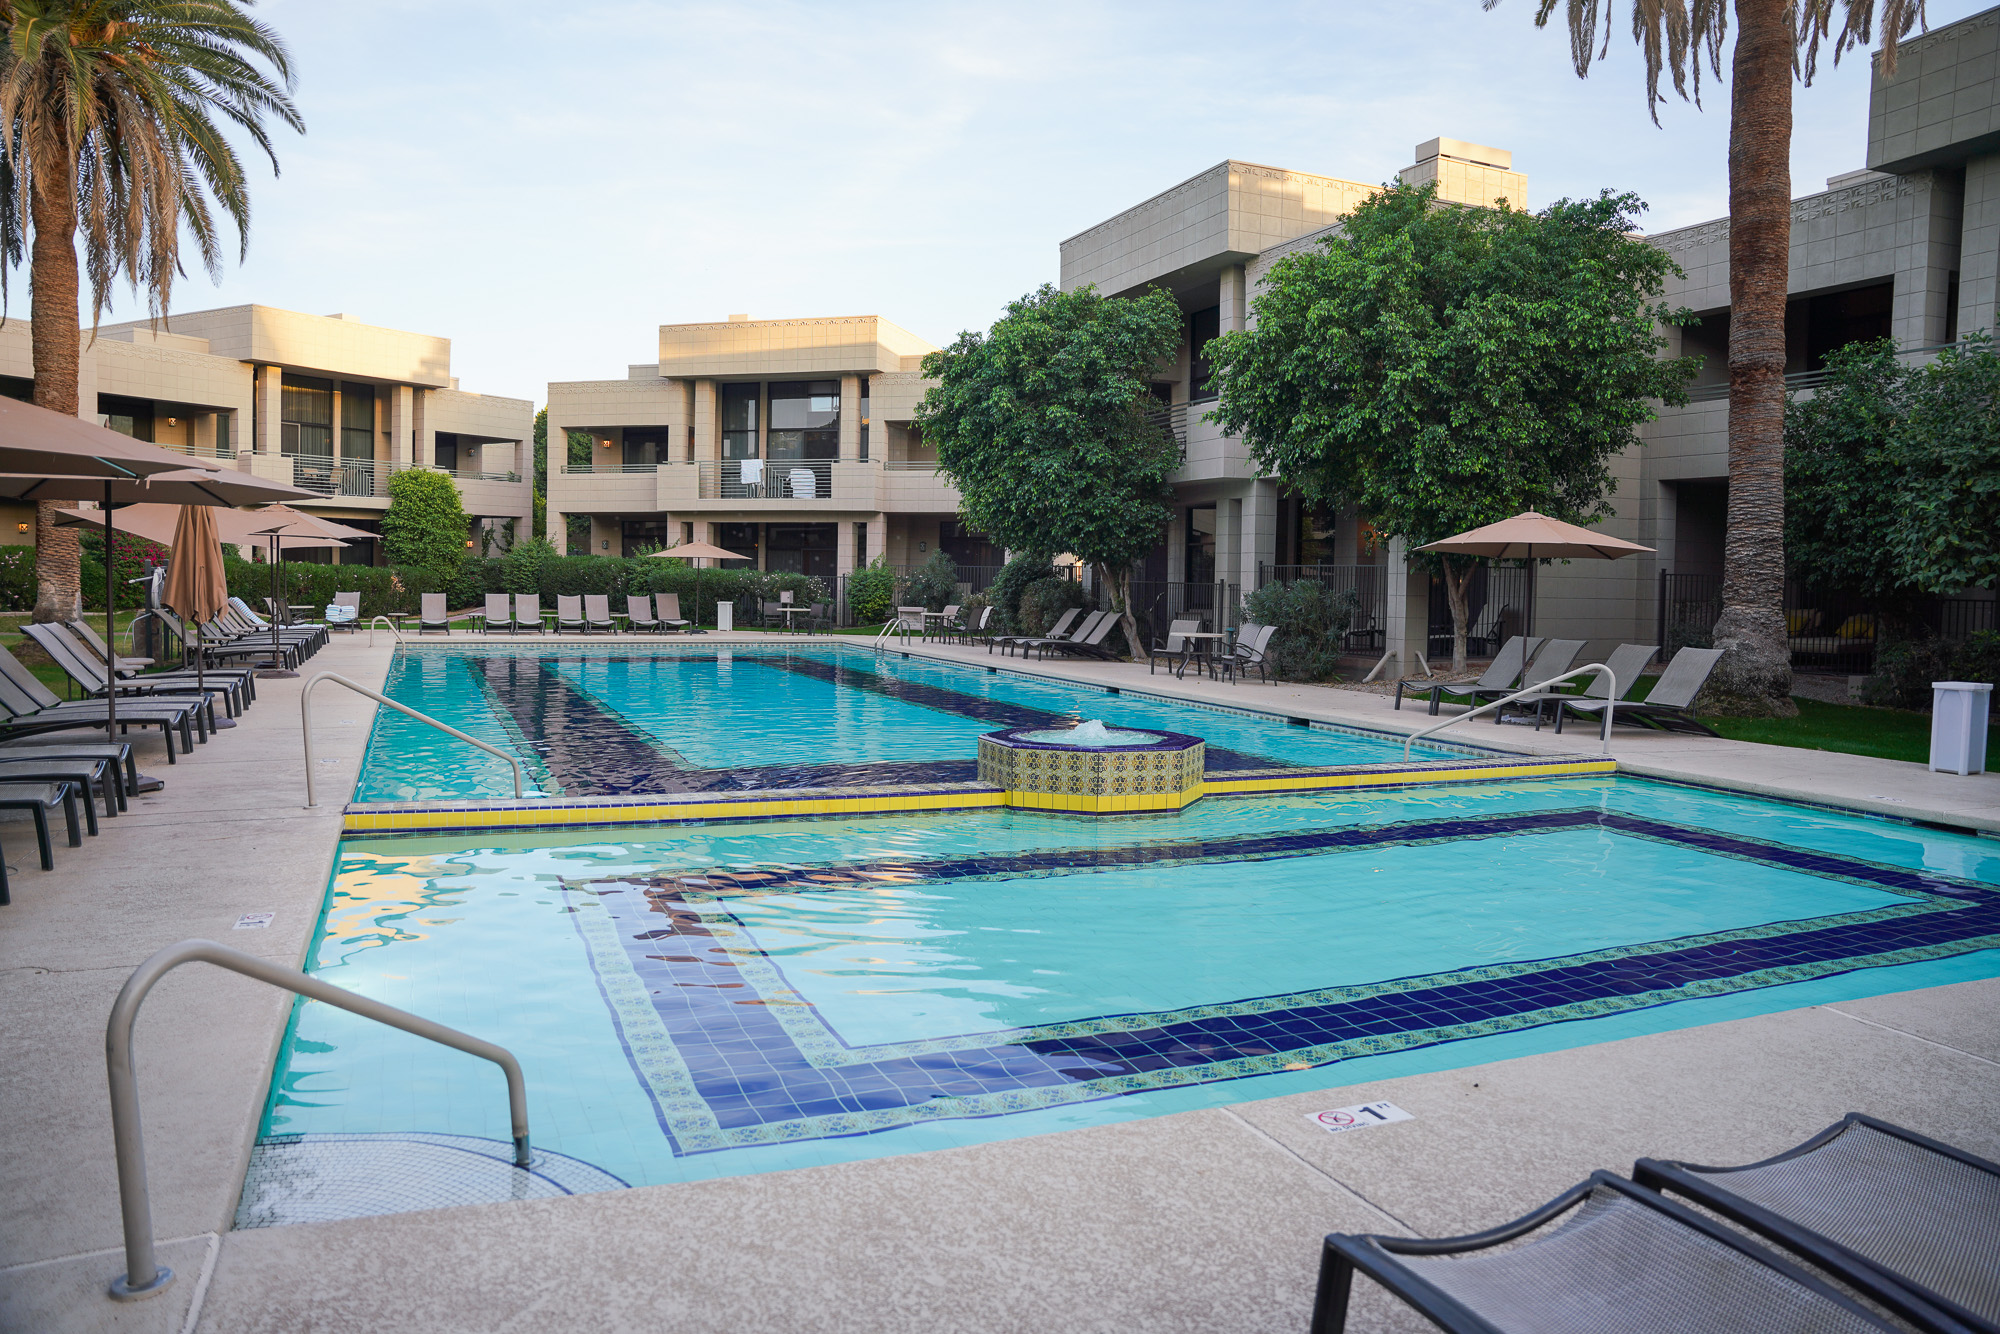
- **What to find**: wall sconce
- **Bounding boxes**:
[917,541,927,553]
[465,539,475,548]
[601,540,610,550]
[165,417,179,427]
[600,438,612,448]
[15,523,27,533]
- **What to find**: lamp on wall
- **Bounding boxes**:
[15,523,26,533]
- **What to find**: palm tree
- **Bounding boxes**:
[1487,0,1924,716]
[0,0,302,621]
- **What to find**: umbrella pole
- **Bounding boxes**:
[104,483,117,746]
[258,534,297,679]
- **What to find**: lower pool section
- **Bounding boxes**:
[244,776,2000,1226]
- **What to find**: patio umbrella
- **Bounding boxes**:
[648,540,749,634]
[1415,511,1654,560]
[0,396,230,480]
[51,502,347,555]
[0,468,315,745]
[163,505,231,724]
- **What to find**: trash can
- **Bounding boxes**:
[714,600,733,633]
[1929,681,1992,776]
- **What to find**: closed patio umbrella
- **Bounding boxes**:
[648,540,749,633]
[163,505,233,725]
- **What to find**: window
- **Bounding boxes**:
[715,522,758,568]
[619,519,675,557]
[938,519,1000,570]
[765,523,836,577]
[1187,306,1220,403]
[341,383,375,461]
[1185,504,1216,582]
[721,383,760,460]
[624,427,671,467]
[767,380,839,461]
[99,394,155,442]
[854,520,868,566]
[216,412,231,455]
[434,432,460,473]
[856,374,872,462]
[281,374,333,457]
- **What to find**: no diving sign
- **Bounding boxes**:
[1304,1101,1412,1136]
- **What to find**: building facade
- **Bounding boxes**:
[544,315,992,580]
[0,304,534,564]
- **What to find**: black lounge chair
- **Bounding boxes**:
[0,754,115,829]
[0,781,80,889]
[1310,1170,1898,1334]
[67,619,258,706]
[1636,1114,2000,1334]
[0,646,200,759]
[1398,635,1542,712]
[0,736,137,811]
[1554,645,1725,737]
[1020,610,1105,660]
[1044,610,1121,660]
[24,624,239,720]
[993,607,1078,657]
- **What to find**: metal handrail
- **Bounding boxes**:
[104,939,531,1302]
[1401,663,1619,760]
[301,671,527,805]
[365,614,404,647]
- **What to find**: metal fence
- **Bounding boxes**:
[1658,571,1997,675]
[1259,564,1391,651]
[1426,563,1536,659]
[832,562,1079,626]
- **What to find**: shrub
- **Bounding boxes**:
[1243,579,1361,682]
[1016,574,1086,636]
[1864,631,2000,710]
[502,536,556,593]
[846,556,896,625]
[0,546,35,611]
[987,553,1057,633]
[898,549,961,611]
[381,468,470,571]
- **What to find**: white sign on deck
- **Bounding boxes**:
[1304,1101,1412,1135]
[233,913,274,930]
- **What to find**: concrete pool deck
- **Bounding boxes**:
[1,629,1994,1334]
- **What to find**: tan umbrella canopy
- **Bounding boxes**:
[647,540,748,563]
[1416,511,1654,560]
[50,502,345,552]
[0,396,227,479]
[244,502,376,542]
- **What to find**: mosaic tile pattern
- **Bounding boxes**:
[560,809,2000,1155]
[235,1131,628,1228]
[978,727,1206,812]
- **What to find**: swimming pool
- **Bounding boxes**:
[244,754,2000,1226]
[352,644,1489,803]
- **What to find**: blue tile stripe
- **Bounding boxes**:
[562,809,2000,1155]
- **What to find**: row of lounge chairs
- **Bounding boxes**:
[1315,1112,1999,1334]
[408,593,698,635]
[0,599,327,904]
[1395,635,1727,736]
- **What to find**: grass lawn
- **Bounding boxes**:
[1706,696,1998,770]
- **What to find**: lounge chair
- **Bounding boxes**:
[329,591,361,632]
[514,594,545,633]
[23,624,238,721]
[554,595,587,634]
[0,647,199,760]
[67,619,258,706]
[625,595,662,633]
[154,611,296,671]
[219,603,318,654]
[655,593,690,633]
[230,597,327,653]
[481,593,515,634]
[1043,610,1120,661]
[1400,634,1543,712]
[1526,642,1658,733]
[1636,1113,2000,1334]
[1310,1170,1900,1334]
[0,755,109,832]
[994,607,1078,657]
[417,592,453,635]
[1148,619,1201,676]
[1222,623,1278,684]
[0,782,81,881]
[1018,610,1104,659]
[1552,645,1725,736]
[583,594,618,633]
[0,736,137,811]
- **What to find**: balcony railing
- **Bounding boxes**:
[560,462,662,475]
[169,442,237,462]
[287,454,381,498]
[439,468,521,483]
[880,460,942,472]
[698,458,834,499]
[1682,342,1957,403]
[1147,401,1189,446]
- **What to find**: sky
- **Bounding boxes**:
[87,0,1996,406]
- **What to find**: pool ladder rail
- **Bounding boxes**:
[300,670,534,806]
[1401,664,1621,761]
[103,939,531,1302]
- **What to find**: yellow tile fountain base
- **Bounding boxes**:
[977,725,1208,814]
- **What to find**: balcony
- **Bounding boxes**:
[698,459,834,500]
[553,458,962,511]
[234,454,528,515]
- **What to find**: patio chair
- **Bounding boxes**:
[1309,1171,1900,1334]
[1527,642,1658,733]
[583,594,618,633]
[1552,646,1725,737]
[957,604,992,644]
[0,755,110,832]
[1148,619,1201,676]
[555,595,587,634]
[514,594,545,633]
[994,607,1077,657]
[625,595,662,633]
[1043,610,1120,661]
[0,781,80,878]
[23,624,238,721]
[1635,1113,2000,1334]
[0,736,138,812]
[926,604,961,642]
[481,593,515,635]
[1222,623,1278,685]
[1017,610,1103,660]
[1400,634,1542,712]
[329,591,362,632]
[0,647,199,761]
[760,599,787,629]
[417,592,452,635]
[655,593,690,633]
[67,619,258,706]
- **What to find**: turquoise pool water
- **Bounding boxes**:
[352,644,1465,802]
[260,773,2000,1202]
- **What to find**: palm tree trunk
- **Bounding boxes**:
[1705,0,1798,717]
[29,160,83,624]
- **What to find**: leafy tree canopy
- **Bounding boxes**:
[1206,181,1696,668]
[1788,333,2000,613]
[915,282,1183,654]
[382,467,470,572]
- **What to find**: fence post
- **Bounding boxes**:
[1657,567,1667,654]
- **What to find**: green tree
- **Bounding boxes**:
[531,406,597,544]
[0,0,303,620]
[1207,183,1696,671]
[916,283,1183,655]
[382,467,470,572]
[1486,1,1925,711]
[1788,333,2000,613]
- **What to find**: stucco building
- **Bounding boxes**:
[544,315,990,579]
[0,304,534,565]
